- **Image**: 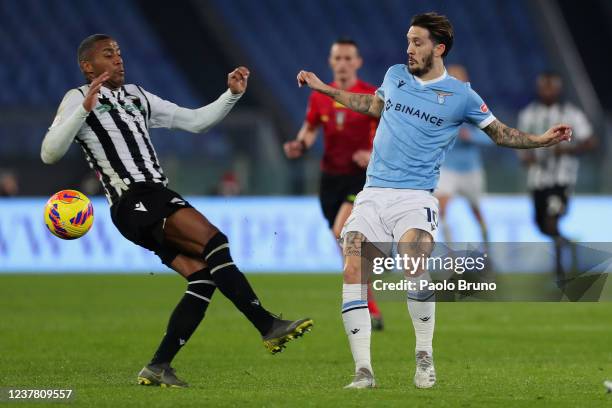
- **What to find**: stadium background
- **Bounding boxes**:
[1,0,611,272]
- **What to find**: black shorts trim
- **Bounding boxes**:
[319,171,366,228]
[110,182,193,267]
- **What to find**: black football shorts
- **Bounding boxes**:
[531,184,569,231]
[110,182,192,267]
[319,171,366,228]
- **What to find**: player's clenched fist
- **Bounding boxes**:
[83,71,110,112]
[297,70,326,92]
[352,149,371,169]
[228,66,249,94]
[283,140,306,159]
[537,124,572,147]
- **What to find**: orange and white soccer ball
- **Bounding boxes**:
[44,190,94,239]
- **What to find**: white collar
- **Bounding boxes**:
[411,68,448,85]
[538,101,563,110]
[100,85,124,98]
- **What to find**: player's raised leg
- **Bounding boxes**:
[138,254,215,388]
[398,228,436,389]
[163,207,313,353]
[341,231,375,389]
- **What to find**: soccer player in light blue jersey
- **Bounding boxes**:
[297,12,572,389]
[436,65,493,243]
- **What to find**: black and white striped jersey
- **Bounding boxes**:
[517,101,592,190]
[58,84,178,204]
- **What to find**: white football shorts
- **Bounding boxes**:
[341,187,439,254]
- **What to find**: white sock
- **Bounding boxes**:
[342,283,372,373]
[406,273,435,355]
[407,299,435,355]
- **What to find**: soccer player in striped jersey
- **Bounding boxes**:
[284,38,384,330]
[298,13,572,389]
[517,71,596,278]
[41,34,313,388]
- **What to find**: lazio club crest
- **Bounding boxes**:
[433,90,453,104]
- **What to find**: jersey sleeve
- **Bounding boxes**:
[41,89,89,164]
[569,106,593,141]
[50,89,85,129]
[374,71,388,102]
[139,88,179,129]
[305,92,321,127]
[463,84,496,129]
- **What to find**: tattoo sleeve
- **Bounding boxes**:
[347,94,375,113]
[320,88,381,117]
[483,120,538,148]
[343,231,366,257]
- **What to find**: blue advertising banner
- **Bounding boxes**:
[0,195,609,273]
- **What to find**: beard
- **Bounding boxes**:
[407,51,434,77]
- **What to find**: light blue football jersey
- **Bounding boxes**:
[442,124,492,172]
[365,64,495,190]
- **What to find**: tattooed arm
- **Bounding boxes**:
[296,70,384,118]
[483,119,572,149]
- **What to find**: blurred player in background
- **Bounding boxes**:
[0,170,19,197]
[435,65,491,242]
[518,71,596,279]
[41,34,312,388]
[298,13,572,389]
[284,38,384,330]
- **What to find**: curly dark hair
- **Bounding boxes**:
[410,12,454,57]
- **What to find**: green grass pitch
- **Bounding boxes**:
[1,274,611,407]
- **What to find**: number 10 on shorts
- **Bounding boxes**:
[425,207,438,230]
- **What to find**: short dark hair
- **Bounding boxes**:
[333,37,359,49]
[410,12,454,57]
[538,70,561,79]
[77,34,112,63]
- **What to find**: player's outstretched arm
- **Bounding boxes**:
[297,70,384,118]
[41,72,109,164]
[171,67,248,133]
[483,119,572,149]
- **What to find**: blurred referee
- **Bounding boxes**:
[40,34,313,388]
[518,71,596,278]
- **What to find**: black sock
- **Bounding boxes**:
[150,268,216,365]
[203,232,274,335]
